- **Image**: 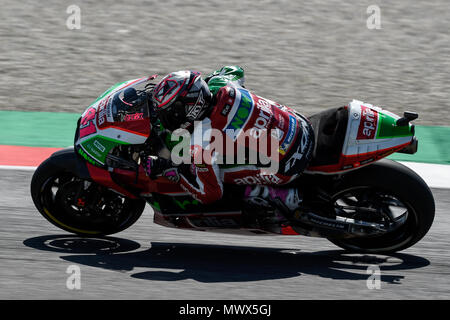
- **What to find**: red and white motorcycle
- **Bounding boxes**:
[31,77,434,253]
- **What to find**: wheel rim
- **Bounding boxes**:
[39,172,137,234]
[331,186,419,251]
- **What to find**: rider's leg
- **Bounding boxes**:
[243,112,314,215]
[243,185,302,214]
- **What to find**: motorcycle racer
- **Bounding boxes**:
[33,66,431,253]
[147,66,315,214]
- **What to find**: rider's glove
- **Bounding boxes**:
[144,155,169,179]
[143,155,180,182]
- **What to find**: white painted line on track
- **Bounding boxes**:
[0,165,37,171]
[398,162,450,190]
[0,162,449,189]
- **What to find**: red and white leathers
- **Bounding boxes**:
[173,85,315,205]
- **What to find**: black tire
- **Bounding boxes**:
[328,159,435,253]
[31,157,145,236]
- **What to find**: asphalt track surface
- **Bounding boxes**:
[1,0,450,300]
[0,168,449,300]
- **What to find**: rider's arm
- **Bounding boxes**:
[176,117,224,204]
[144,148,223,205]
[177,146,223,204]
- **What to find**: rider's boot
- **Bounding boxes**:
[243,185,302,222]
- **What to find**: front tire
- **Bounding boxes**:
[328,159,435,253]
[31,157,145,236]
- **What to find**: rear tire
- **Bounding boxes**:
[31,157,145,236]
[328,159,435,253]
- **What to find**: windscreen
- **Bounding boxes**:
[108,86,150,123]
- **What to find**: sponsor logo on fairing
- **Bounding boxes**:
[123,113,144,121]
[357,106,378,140]
[105,97,114,122]
[79,107,97,138]
[97,100,108,126]
[77,147,98,165]
[93,140,106,152]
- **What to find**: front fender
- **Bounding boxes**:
[46,147,91,180]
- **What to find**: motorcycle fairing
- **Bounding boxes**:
[153,209,301,236]
[306,100,415,174]
[143,184,303,236]
[75,77,152,166]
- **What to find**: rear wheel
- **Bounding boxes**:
[31,159,145,236]
[327,159,435,253]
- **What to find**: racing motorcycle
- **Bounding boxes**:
[30,77,435,253]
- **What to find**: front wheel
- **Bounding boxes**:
[327,159,435,254]
[31,157,145,236]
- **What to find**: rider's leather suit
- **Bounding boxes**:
[171,66,315,205]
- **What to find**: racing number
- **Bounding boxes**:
[79,107,97,138]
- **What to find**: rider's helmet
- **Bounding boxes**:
[152,70,213,132]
